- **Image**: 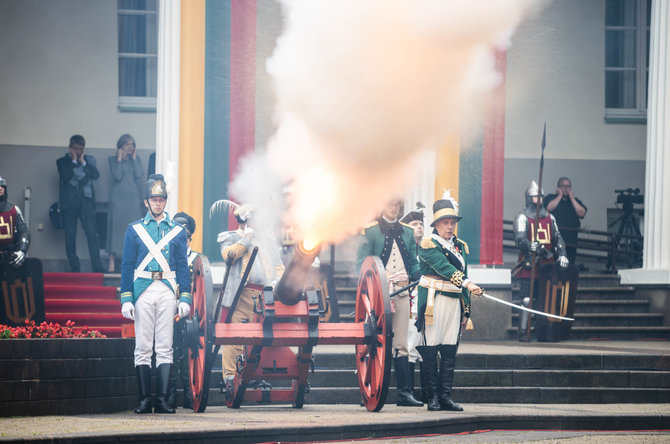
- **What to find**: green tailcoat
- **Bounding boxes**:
[356,220,420,281]
[417,235,471,316]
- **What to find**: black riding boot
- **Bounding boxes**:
[167,371,177,410]
[408,361,417,401]
[416,346,440,411]
[419,361,429,403]
[181,370,193,409]
[154,364,176,414]
[394,356,423,407]
[134,365,153,414]
[437,345,463,411]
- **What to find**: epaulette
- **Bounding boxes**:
[420,237,436,249]
[360,221,379,235]
[458,239,469,255]
[399,221,412,229]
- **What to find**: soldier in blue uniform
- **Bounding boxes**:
[168,211,198,409]
[357,197,423,407]
[120,174,192,414]
[416,193,482,411]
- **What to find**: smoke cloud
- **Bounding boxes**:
[232,0,538,246]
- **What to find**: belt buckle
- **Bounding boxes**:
[151,271,163,280]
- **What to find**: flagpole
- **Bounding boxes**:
[525,123,546,341]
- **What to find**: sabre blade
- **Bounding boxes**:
[481,292,574,321]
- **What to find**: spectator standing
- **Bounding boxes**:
[106,134,144,272]
[56,135,104,273]
[543,177,587,264]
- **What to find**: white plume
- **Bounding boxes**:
[441,189,459,214]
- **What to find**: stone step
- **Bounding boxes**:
[308,351,670,370]
[510,312,663,328]
[574,299,649,313]
[575,287,637,300]
[198,385,670,406]
[573,274,622,288]
[505,325,670,340]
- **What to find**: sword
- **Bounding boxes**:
[481,292,574,321]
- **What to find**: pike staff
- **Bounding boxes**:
[525,123,546,342]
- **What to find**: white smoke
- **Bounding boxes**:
[232,0,539,246]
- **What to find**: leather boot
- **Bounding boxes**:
[134,365,153,414]
[167,370,177,410]
[416,346,440,411]
[154,364,176,414]
[408,361,417,400]
[419,361,428,403]
[182,387,194,409]
[394,356,423,407]
[437,345,463,411]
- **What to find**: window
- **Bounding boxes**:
[605,0,651,122]
[118,0,158,112]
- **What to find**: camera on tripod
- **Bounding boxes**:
[615,188,644,207]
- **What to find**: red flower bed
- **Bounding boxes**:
[0,319,106,338]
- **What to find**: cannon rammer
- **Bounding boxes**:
[184,241,394,412]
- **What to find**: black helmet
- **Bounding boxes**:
[145,174,167,200]
[173,212,196,237]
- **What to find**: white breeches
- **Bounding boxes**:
[420,295,461,346]
[391,293,409,357]
[134,281,177,366]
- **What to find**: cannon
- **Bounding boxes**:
[184,242,393,412]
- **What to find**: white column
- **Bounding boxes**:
[155,0,181,216]
[620,0,670,284]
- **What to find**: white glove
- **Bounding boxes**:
[9,251,25,268]
[387,270,409,283]
[558,256,569,269]
[178,302,191,319]
[243,226,254,237]
[121,302,135,320]
[529,241,539,253]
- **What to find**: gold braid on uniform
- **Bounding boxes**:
[420,238,436,249]
[450,270,465,287]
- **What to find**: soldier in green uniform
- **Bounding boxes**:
[416,193,482,411]
[357,197,423,407]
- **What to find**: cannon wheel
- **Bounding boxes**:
[188,255,215,413]
[355,256,393,412]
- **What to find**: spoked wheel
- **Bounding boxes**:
[186,255,214,413]
[355,256,393,412]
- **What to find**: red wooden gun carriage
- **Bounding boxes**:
[184,241,394,412]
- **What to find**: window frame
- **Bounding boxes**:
[117,4,158,112]
[604,0,650,123]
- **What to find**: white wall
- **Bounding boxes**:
[0,0,156,149]
[503,0,647,241]
[506,0,646,161]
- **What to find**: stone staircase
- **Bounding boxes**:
[508,273,670,340]
[190,343,670,408]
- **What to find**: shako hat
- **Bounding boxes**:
[430,190,461,226]
[145,174,167,199]
[173,212,196,237]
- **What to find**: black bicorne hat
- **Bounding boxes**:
[430,199,462,226]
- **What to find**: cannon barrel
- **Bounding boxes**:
[274,240,321,305]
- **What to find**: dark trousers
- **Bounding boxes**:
[62,198,102,272]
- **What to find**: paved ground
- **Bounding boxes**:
[2,340,668,443]
[1,403,669,443]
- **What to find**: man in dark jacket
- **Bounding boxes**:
[56,135,103,272]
